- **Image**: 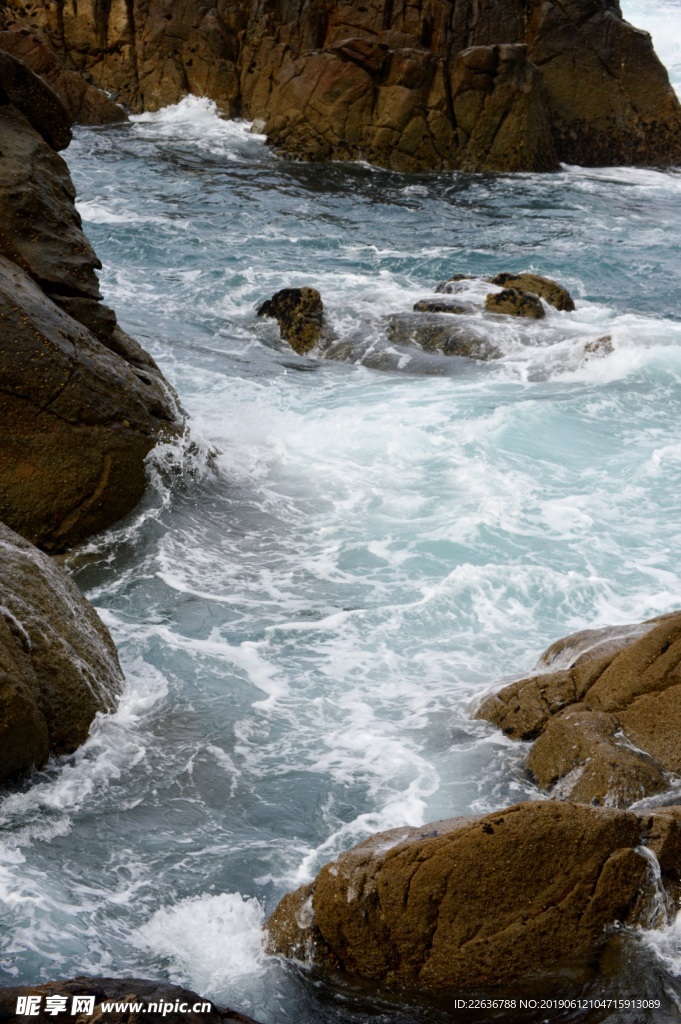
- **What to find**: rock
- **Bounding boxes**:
[386,313,502,360]
[412,299,469,314]
[489,272,575,311]
[265,800,681,990]
[3,0,680,171]
[485,288,546,319]
[258,287,326,354]
[435,274,476,293]
[0,522,123,784]
[450,44,557,172]
[477,611,681,807]
[0,27,127,125]
[0,44,71,150]
[0,51,182,551]
[0,978,263,1024]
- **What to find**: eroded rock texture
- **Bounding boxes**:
[0,522,123,784]
[266,800,681,990]
[477,611,681,807]
[0,49,181,551]
[0,26,126,124]
[2,0,681,171]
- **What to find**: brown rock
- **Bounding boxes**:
[0,255,178,552]
[258,287,326,354]
[527,706,667,806]
[0,978,263,1024]
[265,800,681,990]
[0,50,181,551]
[485,287,546,319]
[0,522,123,784]
[477,611,681,807]
[489,272,575,311]
[0,44,71,150]
[3,0,680,171]
[0,27,126,124]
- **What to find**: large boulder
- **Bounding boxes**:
[477,611,681,807]
[0,522,123,784]
[0,978,263,1024]
[0,50,181,551]
[265,800,681,990]
[3,0,680,171]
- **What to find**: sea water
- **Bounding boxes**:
[2,1,681,1021]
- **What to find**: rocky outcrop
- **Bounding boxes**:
[0,25,126,124]
[3,0,680,171]
[0,979,263,1024]
[0,49,181,551]
[488,272,575,311]
[0,522,123,784]
[485,287,545,318]
[477,611,681,807]
[263,269,573,364]
[266,800,681,990]
[257,287,327,354]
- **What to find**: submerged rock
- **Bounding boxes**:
[477,611,681,807]
[387,313,502,360]
[0,50,182,551]
[489,272,575,312]
[0,978,263,1024]
[258,287,326,354]
[0,522,123,784]
[412,298,469,314]
[265,800,681,990]
[485,287,545,319]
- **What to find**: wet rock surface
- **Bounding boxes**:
[485,287,546,319]
[263,270,574,366]
[265,800,681,990]
[258,287,327,355]
[0,522,123,785]
[0,979,263,1024]
[489,272,575,312]
[0,26,126,125]
[386,313,502,360]
[0,49,181,551]
[3,0,681,172]
[477,611,681,807]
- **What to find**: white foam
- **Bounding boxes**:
[0,657,167,840]
[130,97,267,159]
[134,893,267,996]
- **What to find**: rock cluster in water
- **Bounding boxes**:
[477,611,681,807]
[2,0,681,171]
[259,270,578,363]
[265,595,681,993]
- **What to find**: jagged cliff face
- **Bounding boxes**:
[3,0,681,170]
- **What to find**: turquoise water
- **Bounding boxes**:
[2,2,681,1021]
